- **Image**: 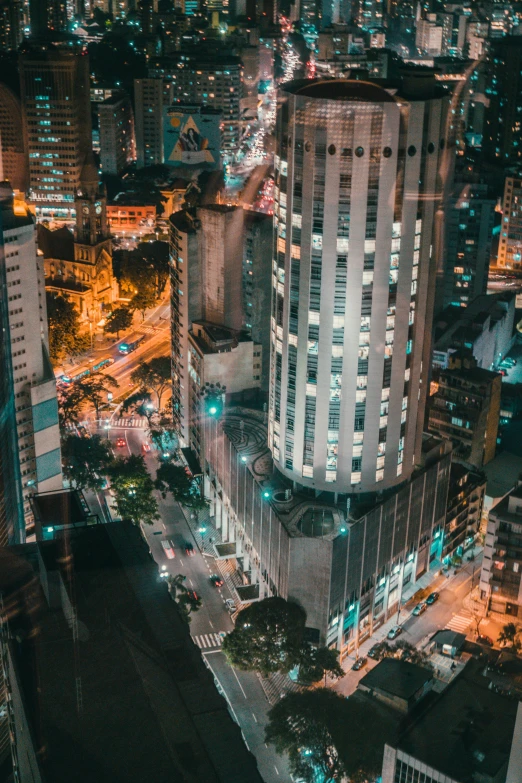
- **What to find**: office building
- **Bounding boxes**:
[442,461,485,562]
[481,481,522,619]
[270,77,451,497]
[0,82,28,192]
[439,182,495,312]
[39,153,118,324]
[382,661,522,783]
[20,46,92,220]
[416,15,444,56]
[0,0,23,51]
[134,78,166,168]
[98,91,136,176]
[149,52,242,155]
[429,353,501,469]
[28,0,67,38]
[0,184,62,533]
[0,522,264,783]
[484,37,522,164]
[497,176,522,271]
[243,210,272,394]
[170,205,266,449]
[432,292,516,372]
[0,186,25,547]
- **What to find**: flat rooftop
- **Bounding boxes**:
[8,522,263,783]
[358,659,433,700]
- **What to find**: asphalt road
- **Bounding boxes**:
[89,421,294,783]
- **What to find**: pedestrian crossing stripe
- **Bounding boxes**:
[111,418,148,428]
[194,633,224,649]
[445,613,472,632]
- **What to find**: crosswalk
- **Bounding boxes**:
[110,417,148,428]
[136,325,159,335]
[445,611,472,633]
[194,632,224,650]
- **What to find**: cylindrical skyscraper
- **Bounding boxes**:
[269,78,450,495]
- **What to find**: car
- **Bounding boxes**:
[412,602,427,616]
[161,539,175,560]
[187,590,199,601]
[387,626,403,640]
[367,644,382,660]
[210,574,224,587]
[142,441,151,453]
[502,357,516,367]
[116,437,126,448]
[352,657,368,671]
[225,598,236,613]
[425,591,439,605]
[477,634,493,646]
[184,542,195,556]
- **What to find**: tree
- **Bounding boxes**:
[57,384,87,428]
[297,645,345,686]
[104,306,134,338]
[106,454,160,526]
[61,433,113,491]
[130,356,171,409]
[46,292,90,364]
[155,462,209,511]
[265,690,348,783]
[498,623,521,650]
[75,373,119,419]
[167,574,202,624]
[390,640,434,671]
[122,389,156,425]
[130,285,157,320]
[221,597,306,676]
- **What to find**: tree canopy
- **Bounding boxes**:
[46,293,90,364]
[131,356,171,409]
[498,623,521,650]
[104,306,134,338]
[155,462,209,511]
[266,689,395,783]
[106,454,160,526]
[61,433,112,491]
[297,645,345,685]
[222,597,306,676]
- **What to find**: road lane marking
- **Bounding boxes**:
[232,666,248,699]
[274,765,279,776]
[252,713,257,723]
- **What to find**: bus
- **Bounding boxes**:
[118,335,146,355]
[58,358,114,385]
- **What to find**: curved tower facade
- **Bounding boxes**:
[269,78,450,495]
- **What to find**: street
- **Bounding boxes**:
[87,420,294,783]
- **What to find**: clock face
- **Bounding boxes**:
[95,204,102,214]
[82,205,89,215]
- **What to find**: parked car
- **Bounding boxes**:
[426,592,439,605]
[210,574,224,587]
[368,645,381,660]
[116,437,126,448]
[225,598,236,613]
[352,657,368,671]
[387,626,403,640]
[412,602,427,616]
[476,635,493,646]
[184,542,195,556]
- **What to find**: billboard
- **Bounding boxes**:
[164,105,222,170]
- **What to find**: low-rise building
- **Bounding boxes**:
[106,204,156,236]
[357,659,434,714]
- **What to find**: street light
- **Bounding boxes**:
[209,406,218,416]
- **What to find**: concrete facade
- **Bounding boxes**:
[481,482,522,618]
[98,91,136,176]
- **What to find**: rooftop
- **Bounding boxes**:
[358,659,433,701]
[282,75,446,102]
[7,522,263,783]
[483,451,522,506]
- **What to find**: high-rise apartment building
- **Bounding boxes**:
[0,0,23,51]
[149,52,242,155]
[0,82,28,191]
[484,37,522,164]
[98,91,136,175]
[20,46,92,220]
[134,78,167,168]
[0,184,62,533]
[270,77,450,497]
[28,0,67,38]
[497,176,522,270]
[439,182,495,311]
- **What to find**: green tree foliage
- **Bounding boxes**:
[115,241,169,301]
[130,356,171,409]
[61,433,113,491]
[297,645,345,686]
[498,622,521,650]
[106,454,160,526]
[167,574,202,624]
[130,285,157,320]
[57,384,86,428]
[371,640,433,670]
[76,373,119,418]
[155,462,209,511]
[46,293,90,364]
[265,689,395,783]
[103,306,134,338]
[122,389,155,424]
[221,597,306,676]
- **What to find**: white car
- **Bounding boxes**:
[225,599,236,613]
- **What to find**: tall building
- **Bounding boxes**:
[19,46,92,220]
[429,353,501,469]
[134,78,166,168]
[98,91,136,176]
[439,182,495,312]
[270,77,451,497]
[39,153,118,324]
[0,0,23,51]
[0,185,25,546]
[0,82,28,191]
[484,37,522,164]
[0,183,62,533]
[28,0,67,38]
[497,176,522,271]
